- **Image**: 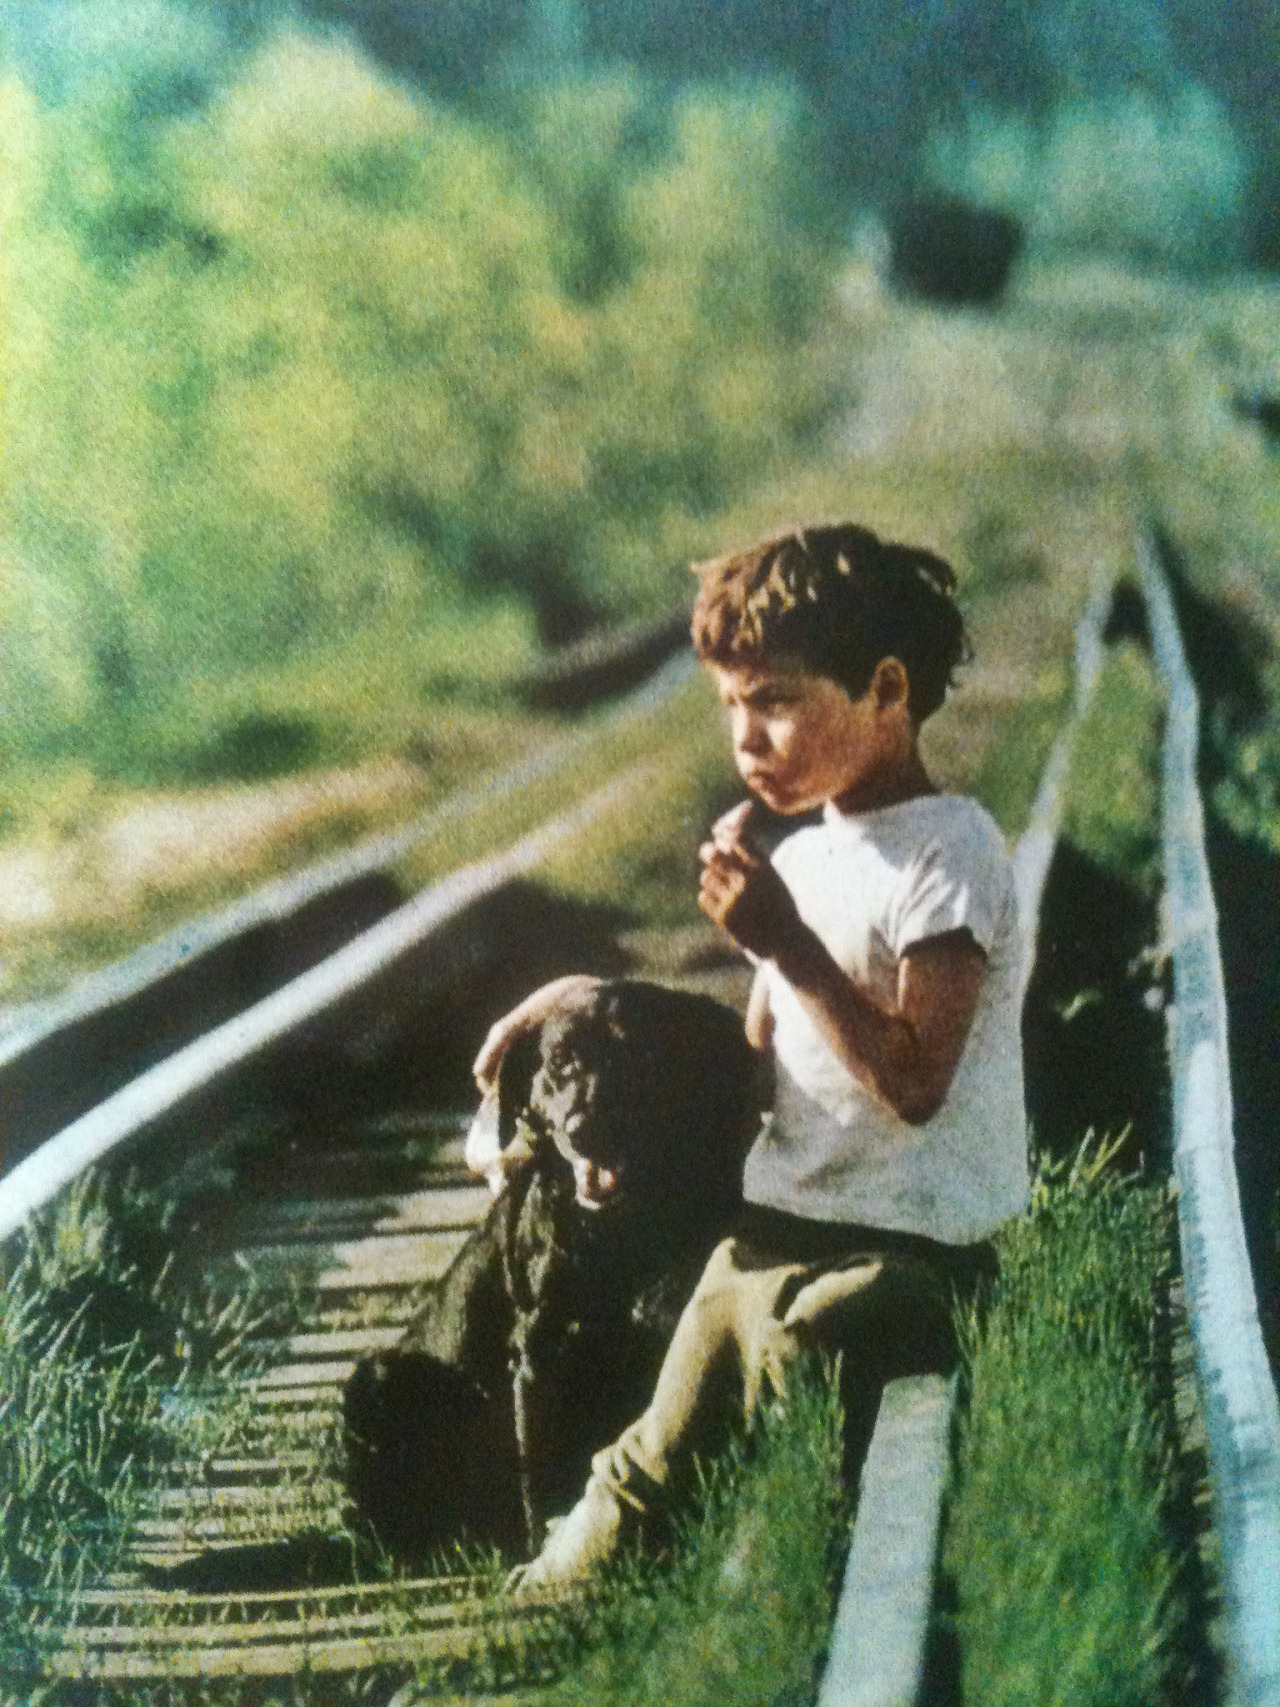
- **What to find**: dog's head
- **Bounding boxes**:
[468,980,762,1213]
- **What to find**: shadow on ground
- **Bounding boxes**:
[1022,839,1169,1173]
[0,872,408,1171]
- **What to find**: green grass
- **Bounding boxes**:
[942,608,1200,1704]
[0,1169,298,1662]
[1060,633,1165,893]
[395,1360,849,1707]
[549,1365,847,1707]
[944,1146,1193,1707]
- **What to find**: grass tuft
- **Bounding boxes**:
[944,1141,1195,1707]
[400,1359,849,1706]
[0,1167,290,1660]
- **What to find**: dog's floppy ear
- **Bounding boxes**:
[496,1026,544,1149]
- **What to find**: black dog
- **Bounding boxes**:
[343,979,763,1564]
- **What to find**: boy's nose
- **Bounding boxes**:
[734,709,769,756]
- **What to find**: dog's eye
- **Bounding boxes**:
[543,1041,583,1079]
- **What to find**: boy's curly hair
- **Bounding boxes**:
[690,522,969,723]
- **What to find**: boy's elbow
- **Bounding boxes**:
[890,1085,942,1125]
[885,1032,966,1125]
[889,1065,954,1126]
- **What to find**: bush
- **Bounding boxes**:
[0,27,839,784]
[924,86,1247,274]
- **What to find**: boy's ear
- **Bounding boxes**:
[871,656,910,713]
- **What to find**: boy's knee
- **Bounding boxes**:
[800,1255,958,1378]
[683,1236,742,1315]
[702,1236,739,1282]
[780,1257,885,1330]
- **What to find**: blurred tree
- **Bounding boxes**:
[278,0,1277,267]
[295,0,529,94]
[0,30,838,778]
[1166,0,1279,266]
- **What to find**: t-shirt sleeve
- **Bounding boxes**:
[888,808,1012,958]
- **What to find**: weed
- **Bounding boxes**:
[404,1358,849,1707]
[0,1168,287,1663]
[944,1143,1194,1707]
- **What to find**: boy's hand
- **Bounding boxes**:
[472,974,601,1092]
[698,801,804,960]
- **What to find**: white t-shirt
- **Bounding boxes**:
[743,794,1029,1245]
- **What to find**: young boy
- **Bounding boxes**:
[477,521,1029,1588]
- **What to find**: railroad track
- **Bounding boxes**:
[28,1128,530,1684]
[2,535,1278,1703]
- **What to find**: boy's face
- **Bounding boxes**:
[711,658,910,815]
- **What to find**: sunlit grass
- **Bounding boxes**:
[1061,634,1165,890]
[0,1171,285,1654]
[943,596,1199,1704]
[537,1362,848,1707]
[944,1147,1189,1707]
[380,1361,848,1707]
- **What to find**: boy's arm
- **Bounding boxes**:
[700,814,985,1125]
[772,927,986,1125]
[744,966,774,1051]
[472,974,601,1091]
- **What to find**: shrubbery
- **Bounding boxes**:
[0,29,837,785]
[924,87,1248,274]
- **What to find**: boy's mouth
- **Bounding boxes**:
[743,770,801,811]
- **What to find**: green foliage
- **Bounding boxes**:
[1061,636,1164,891]
[0,1171,274,1637]
[945,1144,1188,1707]
[464,1359,849,1706]
[0,29,837,785]
[925,86,1247,272]
[1212,703,1280,857]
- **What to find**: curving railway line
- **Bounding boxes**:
[1,532,1278,1704]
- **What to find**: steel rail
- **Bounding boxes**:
[0,648,695,1075]
[817,561,1119,1707]
[0,765,647,1247]
[1136,527,1280,1707]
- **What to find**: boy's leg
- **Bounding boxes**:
[513,1231,981,1589]
[594,1236,810,1499]
[512,1235,809,1587]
